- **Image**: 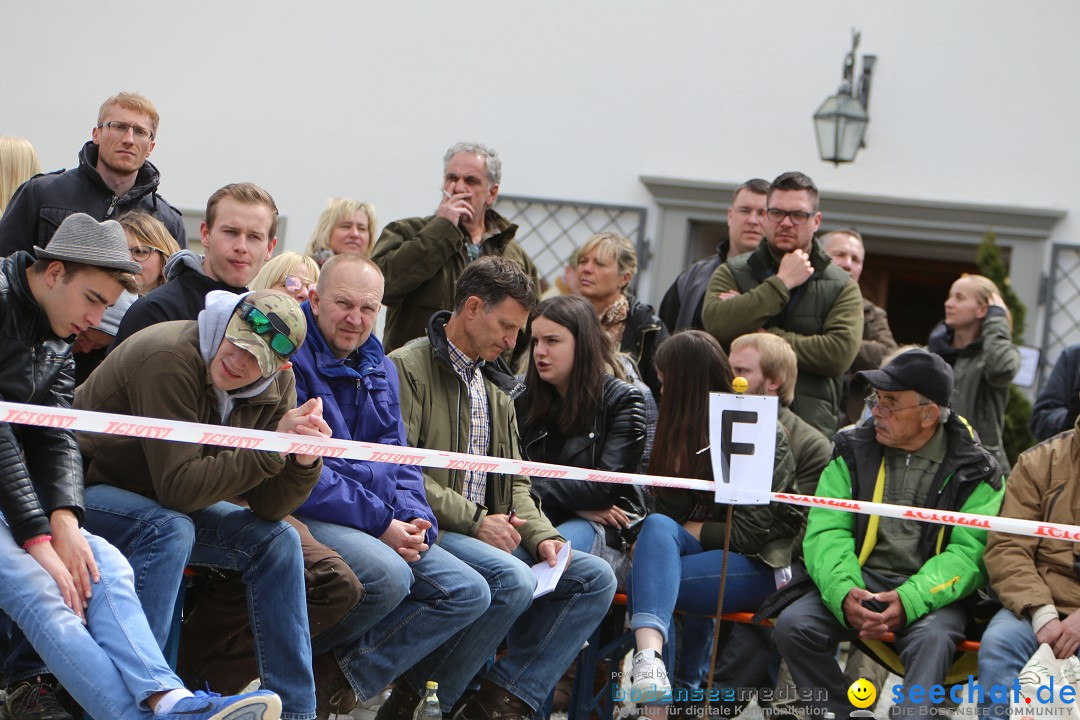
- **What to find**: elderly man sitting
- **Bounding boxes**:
[772,349,1005,718]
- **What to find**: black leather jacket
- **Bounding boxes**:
[518,374,648,529]
[621,295,668,401]
[0,252,84,545]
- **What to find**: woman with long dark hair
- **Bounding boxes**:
[517,295,648,582]
[627,330,800,701]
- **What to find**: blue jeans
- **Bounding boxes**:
[556,518,599,554]
[0,520,184,720]
[76,492,315,720]
[628,514,777,639]
[978,607,1043,719]
[410,531,617,712]
[298,517,491,702]
[84,486,195,645]
[185,501,315,720]
[3,486,195,684]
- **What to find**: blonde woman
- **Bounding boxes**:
[574,231,668,398]
[0,136,42,217]
[249,252,321,302]
[305,197,378,265]
[928,273,1020,470]
[117,211,181,292]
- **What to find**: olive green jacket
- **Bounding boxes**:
[372,209,540,368]
[702,239,862,437]
[778,405,832,496]
[389,312,561,559]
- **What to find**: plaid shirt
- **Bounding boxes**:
[446,338,491,505]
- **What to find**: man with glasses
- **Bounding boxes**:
[702,171,863,437]
[71,289,331,720]
[771,349,1005,719]
[659,178,769,332]
[0,92,186,255]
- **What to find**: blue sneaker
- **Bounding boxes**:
[158,689,282,720]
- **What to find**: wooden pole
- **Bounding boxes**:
[704,504,735,713]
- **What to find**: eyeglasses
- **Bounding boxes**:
[865,392,929,419]
[766,208,815,225]
[98,120,154,143]
[239,302,297,358]
[128,245,162,262]
[283,275,316,295]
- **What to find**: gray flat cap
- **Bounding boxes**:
[34,213,141,275]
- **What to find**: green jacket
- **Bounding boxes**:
[389,311,561,559]
[803,414,1004,627]
[372,209,541,367]
[702,239,863,437]
[929,307,1020,472]
[654,423,802,568]
[74,321,321,519]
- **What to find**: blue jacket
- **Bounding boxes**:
[291,303,437,543]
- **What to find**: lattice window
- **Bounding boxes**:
[494,195,648,294]
[1041,244,1080,380]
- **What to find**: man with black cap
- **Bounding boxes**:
[0,214,283,720]
[771,349,1005,719]
[72,289,332,720]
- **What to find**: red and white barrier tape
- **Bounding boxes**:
[3,401,1077,543]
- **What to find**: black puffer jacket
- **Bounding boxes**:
[518,374,648,531]
[0,141,186,255]
[0,252,84,545]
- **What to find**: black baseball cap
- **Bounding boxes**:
[856,349,954,408]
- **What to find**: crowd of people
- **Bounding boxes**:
[0,90,1078,720]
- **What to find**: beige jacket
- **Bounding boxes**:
[985,418,1080,620]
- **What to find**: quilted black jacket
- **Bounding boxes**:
[0,252,84,544]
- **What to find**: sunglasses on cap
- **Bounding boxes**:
[239,302,297,358]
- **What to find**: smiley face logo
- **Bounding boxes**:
[847,678,877,709]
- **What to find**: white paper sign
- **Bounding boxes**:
[1015,345,1041,388]
[708,392,778,505]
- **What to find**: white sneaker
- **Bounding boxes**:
[630,649,671,703]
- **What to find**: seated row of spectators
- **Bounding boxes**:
[0,89,1075,720]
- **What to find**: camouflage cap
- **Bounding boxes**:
[224,291,307,377]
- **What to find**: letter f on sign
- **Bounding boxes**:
[720,410,757,484]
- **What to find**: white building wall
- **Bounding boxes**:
[3,1,1078,343]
